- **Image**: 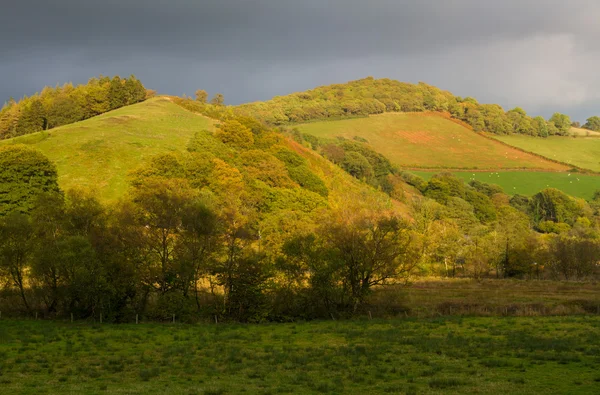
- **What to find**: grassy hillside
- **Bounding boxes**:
[569,126,600,137]
[495,135,600,172]
[0,97,216,201]
[0,96,404,216]
[296,112,570,171]
[413,170,599,200]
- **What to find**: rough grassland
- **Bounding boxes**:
[2,279,599,394]
[569,127,600,137]
[1,316,599,394]
[0,98,216,202]
[413,171,600,200]
[296,113,569,171]
[496,135,600,173]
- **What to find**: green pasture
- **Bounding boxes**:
[495,135,600,173]
[0,97,215,202]
[1,316,599,394]
[413,171,599,200]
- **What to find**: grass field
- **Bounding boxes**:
[1,316,599,394]
[495,135,600,173]
[0,98,215,201]
[2,279,599,394]
[295,113,569,171]
[569,127,600,137]
[412,171,600,200]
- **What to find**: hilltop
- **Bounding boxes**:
[235,77,573,138]
[0,97,215,201]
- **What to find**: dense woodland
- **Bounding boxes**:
[1,96,600,323]
[0,75,148,140]
[236,77,596,137]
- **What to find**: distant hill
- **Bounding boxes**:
[235,77,572,137]
[0,97,215,201]
[0,96,407,216]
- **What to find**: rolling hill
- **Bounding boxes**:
[0,96,406,216]
[295,112,570,171]
[0,97,216,201]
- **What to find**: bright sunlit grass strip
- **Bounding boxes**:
[496,134,600,173]
[412,170,600,200]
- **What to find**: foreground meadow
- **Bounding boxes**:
[1,316,599,394]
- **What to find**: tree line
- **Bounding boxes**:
[0,75,148,140]
[2,140,600,323]
[235,77,581,137]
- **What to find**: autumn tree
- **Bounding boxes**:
[319,210,417,311]
[195,89,208,103]
[210,93,225,106]
[215,120,254,149]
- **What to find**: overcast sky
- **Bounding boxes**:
[2,0,600,121]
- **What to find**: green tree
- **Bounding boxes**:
[130,177,198,294]
[530,188,583,226]
[321,212,417,312]
[109,76,128,110]
[341,151,373,180]
[0,145,60,216]
[124,75,147,104]
[176,199,219,308]
[507,108,535,135]
[583,116,600,131]
[16,97,45,136]
[533,116,549,137]
[46,95,84,128]
[549,113,571,135]
[0,212,34,312]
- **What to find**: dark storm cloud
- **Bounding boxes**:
[2,0,600,120]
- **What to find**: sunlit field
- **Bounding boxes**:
[496,134,600,173]
[296,113,569,171]
[412,170,600,200]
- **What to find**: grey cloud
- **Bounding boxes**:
[2,0,600,121]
